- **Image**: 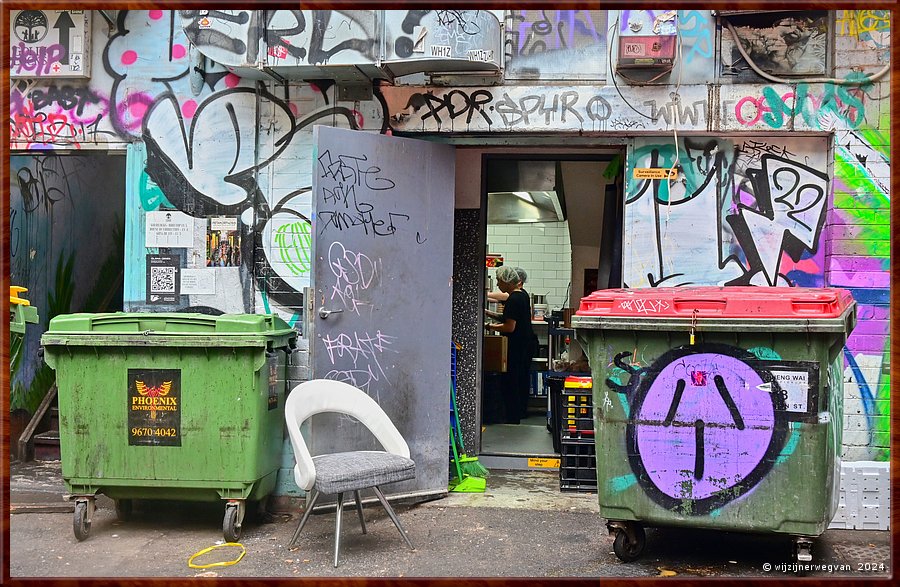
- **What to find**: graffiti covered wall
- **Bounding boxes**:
[10,10,388,326]
[624,136,830,289]
[8,10,890,463]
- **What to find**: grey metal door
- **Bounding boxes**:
[310,126,455,498]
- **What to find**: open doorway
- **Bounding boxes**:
[9,151,126,448]
[480,153,624,461]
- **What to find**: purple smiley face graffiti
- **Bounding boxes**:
[625,344,787,514]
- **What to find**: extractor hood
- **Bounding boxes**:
[486,160,567,224]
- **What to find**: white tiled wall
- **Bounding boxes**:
[487,222,572,309]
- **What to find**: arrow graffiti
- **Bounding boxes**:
[53,11,75,65]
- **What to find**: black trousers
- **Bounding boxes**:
[503,343,534,424]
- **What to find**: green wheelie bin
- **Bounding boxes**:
[41,312,297,542]
[571,287,856,565]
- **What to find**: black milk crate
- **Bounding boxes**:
[559,388,594,441]
[559,439,598,493]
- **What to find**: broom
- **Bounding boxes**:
[449,425,485,493]
[450,378,489,479]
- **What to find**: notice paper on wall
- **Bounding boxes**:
[180,268,216,295]
[146,211,194,248]
[207,216,241,267]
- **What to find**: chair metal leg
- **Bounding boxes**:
[333,492,345,568]
[353,490,367,534]
[372,485,414,550]
[289,489,320,547]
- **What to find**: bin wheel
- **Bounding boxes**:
[115,499,133,521]
[73,501,91,542]
[223,505,241,542]
[613,525,646,562]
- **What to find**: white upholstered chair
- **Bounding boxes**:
[284,379,416,567]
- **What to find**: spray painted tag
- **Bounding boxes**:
[128,369,181,446]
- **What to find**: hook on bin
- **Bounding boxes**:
[690,309,698,346]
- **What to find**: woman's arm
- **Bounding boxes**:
[487,318,517,334]
[487,291,510,302]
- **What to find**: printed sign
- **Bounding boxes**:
[752,360,820,421]
[528,457,560,469]
[10,10,92,78]
[146,210,194,248]
[128,369,181,446]
[633,167,678,180]
[180,268,216,295]
[146,254,180,304]
[210,216,238,232]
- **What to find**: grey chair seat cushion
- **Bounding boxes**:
[312,451,416,494]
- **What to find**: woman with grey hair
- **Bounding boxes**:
[485,266,537,424]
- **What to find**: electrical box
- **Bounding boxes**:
[617,10,677,69]
[10,10,92,78]
[618,36,677,68]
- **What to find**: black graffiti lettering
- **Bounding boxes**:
[418,90,493,126]
[317,152,409,239]
[306,11,375,65]
[663,379,686,426]
[713,375,745,430]
[693,419,705,480]
[435,10,482,35]
[29,86,103,117]
[83,113,117,142]
[181,10,249,55]
[317,151,396,191]
[263,10,307,61]
[467,90,493,125]
[319,198,410,239]
[739,139,796,161]
[15,160,70,214]
[322,183,356,207]
[10,208,20,258]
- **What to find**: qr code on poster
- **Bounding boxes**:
[149,266,176,293]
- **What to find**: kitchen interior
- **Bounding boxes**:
[480,154,623,462]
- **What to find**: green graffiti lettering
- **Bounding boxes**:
[761,86,787,129]
[274,221,312,276]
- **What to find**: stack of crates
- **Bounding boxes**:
[558,376,597,492]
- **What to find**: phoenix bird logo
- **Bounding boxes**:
[135,380,172,420]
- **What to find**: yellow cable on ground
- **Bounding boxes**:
[188,542,246,569]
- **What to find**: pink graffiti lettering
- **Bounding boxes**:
[734,92,794,127]
[10,43,66,76]
[10,102,82,148]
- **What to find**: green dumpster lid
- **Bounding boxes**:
[45,312,294,334]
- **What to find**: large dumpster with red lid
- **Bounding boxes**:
[571,287,856,564]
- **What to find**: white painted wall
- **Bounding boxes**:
[486,222,572,310]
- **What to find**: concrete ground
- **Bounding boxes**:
[7,460,892,579]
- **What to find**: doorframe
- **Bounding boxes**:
[475,147,626,463]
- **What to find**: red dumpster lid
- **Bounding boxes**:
[576,287,855,320]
